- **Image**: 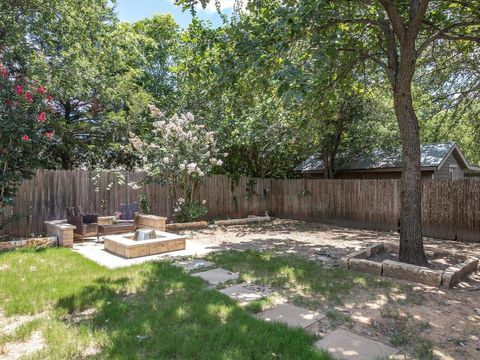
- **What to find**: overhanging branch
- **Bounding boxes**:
[417,21,480,56]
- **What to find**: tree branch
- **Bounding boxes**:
[417,21,480,56]
[407,0,430,39]
[378,0,406,42]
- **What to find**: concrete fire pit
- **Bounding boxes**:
[104,230,186,259]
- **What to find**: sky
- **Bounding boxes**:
[114,0,234,27]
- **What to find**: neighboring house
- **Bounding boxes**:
[295,142,480,180]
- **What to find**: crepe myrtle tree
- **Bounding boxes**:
[0,65,55,229]
[130,105,225,222]
[178,0,480,266]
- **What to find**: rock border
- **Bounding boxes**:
[0,236,57,252]
[341,243,479,288]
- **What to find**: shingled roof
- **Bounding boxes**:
[294,142,476,173]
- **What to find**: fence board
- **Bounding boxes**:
[1,170,479,242]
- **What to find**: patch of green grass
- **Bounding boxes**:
[377,304,433,356]
[0,248,332,359]
[325,309,353,329]
[414,339,434,360]
[0,248,115,315]
[389,332,411,347]
[395,284,425,305]
[207,249,392,305]
[243,296,277,314]
[380,305,402,320]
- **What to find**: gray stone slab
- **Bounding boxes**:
[349,258,383,275]
[192,268,238,285]
[220,283,275,304]
[173,259,215,272]
[257,303,325,328]
[382,259,442,287]
[315,329,399,360]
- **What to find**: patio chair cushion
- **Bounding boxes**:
[82,214,98,224]
[119,203,139,220]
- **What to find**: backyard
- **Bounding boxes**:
[1,221,479,359]
[1,1,480,360]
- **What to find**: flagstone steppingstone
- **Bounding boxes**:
[192,268,239,285]
[173,259,216,272]
[315,329,399,360]
[219,283,275,304]
[256,303,325,328]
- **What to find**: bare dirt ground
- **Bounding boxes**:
[0,312,46,360]
[186,219,480,359]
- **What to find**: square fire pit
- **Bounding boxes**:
[104,229,186,258]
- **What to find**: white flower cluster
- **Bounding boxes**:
[186,162,204,177]
[209,158,223,166]
[130,104,228,213]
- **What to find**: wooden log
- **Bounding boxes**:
[214,215,271,226]
[166,221,208,231]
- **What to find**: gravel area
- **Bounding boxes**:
[183,219,480,359]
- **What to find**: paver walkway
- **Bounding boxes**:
[192,268,239,285]
[173,259,215,271]
[256,303,325,328]
[219,283,276,304]
[315,329,399,360]
[173,257,399,360]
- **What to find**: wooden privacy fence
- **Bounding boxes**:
[2,170,480,242]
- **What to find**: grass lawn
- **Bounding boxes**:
[0,247,419,359]
[0,248,338,359]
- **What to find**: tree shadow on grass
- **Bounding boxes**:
[55,261,332,360]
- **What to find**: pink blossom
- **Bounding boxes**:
[0,67,8,78]
[21,135,29,142]
[37,112,47,122]
[47,95,53,101]
[37,85,45,94]
[15,85,23,96]
[45,131,54,138]
[3,99,12,106]
[24,91,33,103]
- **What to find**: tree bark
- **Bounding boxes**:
[392,56,428,266]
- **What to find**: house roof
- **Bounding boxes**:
[294,142,478,173]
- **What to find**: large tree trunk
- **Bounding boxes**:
[393,77,428,266]
[323,151,335,179]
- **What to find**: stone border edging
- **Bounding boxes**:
[442,257,479,288]
[341,243,479,288]
[0,237,57,251]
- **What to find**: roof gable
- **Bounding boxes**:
[295,142,461,173]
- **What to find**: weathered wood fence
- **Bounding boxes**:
[2,170,479,242]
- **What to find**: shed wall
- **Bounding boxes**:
[434,152,465,180]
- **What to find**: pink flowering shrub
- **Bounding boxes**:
[130,105,224,222]
[0,65,55,228]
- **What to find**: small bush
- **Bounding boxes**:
[173,200,208,223]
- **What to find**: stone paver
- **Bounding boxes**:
[219,283,275,304]
[173,259,216,272]
[315,329,399,360]
[192,268,239,285]
[257,303,325,328]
